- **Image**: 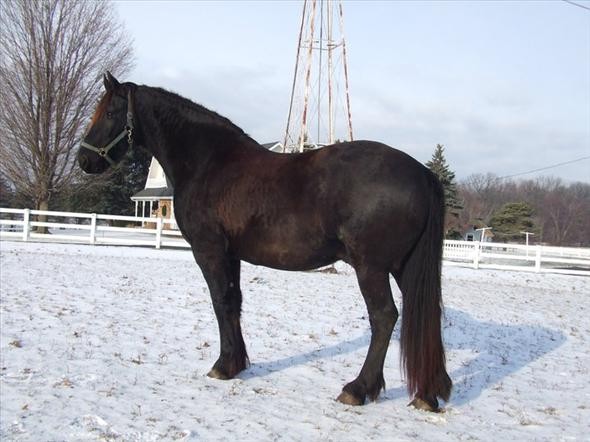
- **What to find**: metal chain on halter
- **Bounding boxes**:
[127,125,134,146]
[126,90,135,149]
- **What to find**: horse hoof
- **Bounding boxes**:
[408,397,441,413]
[207,368,230,380]
[337,390,364,406]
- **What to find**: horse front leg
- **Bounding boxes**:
[195,250,249,379]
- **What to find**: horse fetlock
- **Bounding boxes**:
[209,351,249,380]
[337,378,381,406]
[408,396,442,413]
[336,390,364,406]
[341,380,365,405]
[338,373,386,406]
[207,362,241,380]
[207,367,232,380]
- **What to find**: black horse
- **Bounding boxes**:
[79,72,451,411]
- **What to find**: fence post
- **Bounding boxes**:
[89,213,97,245]
[155,217,162,249]
[22,209,30,241]
[535,246,542,272]
[473,241,480,269]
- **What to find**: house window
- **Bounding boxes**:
[161,205,167,217]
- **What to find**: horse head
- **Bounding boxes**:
[78,72,135,174]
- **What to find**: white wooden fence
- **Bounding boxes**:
[1,208,589,276]
[0,208,188,249]
[443,239,590,276]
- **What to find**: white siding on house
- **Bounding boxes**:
[145,158,168,189]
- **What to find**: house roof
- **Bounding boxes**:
[131,186,174,201]
[261,141,284,152]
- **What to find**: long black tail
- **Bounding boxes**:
[399,172,452,402]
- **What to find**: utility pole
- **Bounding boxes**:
[283,0,353,153]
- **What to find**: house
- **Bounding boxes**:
[131,142,285,227]
[131,157,175,228]
[463,225,494,242]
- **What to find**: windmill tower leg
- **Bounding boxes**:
[283,0,353,153]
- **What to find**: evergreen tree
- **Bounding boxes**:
[62,148,152,216]
[489,202,537,243]
[426,144,463,238]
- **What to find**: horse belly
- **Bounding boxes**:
[231,225,342,271]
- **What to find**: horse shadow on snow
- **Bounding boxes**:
[238,306,566,407]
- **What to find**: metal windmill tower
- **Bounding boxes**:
[283,0,353,153]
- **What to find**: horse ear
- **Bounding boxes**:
[103,71,121,91]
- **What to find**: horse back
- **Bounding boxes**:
[183,140,434,270]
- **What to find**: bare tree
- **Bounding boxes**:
[539,178,589,246]
[458,173,508,227]
[0,0,133,217]
[459,174,590,246]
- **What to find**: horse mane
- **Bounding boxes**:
[144,85,258,144]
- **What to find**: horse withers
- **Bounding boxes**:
[78,72,452,411]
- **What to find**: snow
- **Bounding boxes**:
[1,240,589,441]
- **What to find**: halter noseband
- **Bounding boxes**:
[80,90,134,166]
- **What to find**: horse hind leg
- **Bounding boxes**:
[337,267,398,405]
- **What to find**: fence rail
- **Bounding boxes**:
[1,208,589,276]
[442,239,589,276]
[0,207,188,249]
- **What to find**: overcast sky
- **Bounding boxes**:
[114,0,589,183]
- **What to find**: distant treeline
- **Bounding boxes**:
[456,174,590,247]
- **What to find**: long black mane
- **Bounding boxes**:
[142,85,259,145]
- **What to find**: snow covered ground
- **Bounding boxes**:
[1,240,589,441]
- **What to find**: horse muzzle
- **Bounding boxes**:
[78,149,109,174]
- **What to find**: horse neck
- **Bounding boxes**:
[134,86,260,189]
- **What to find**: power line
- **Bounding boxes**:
[498,155,590,180]
[563,0,590,11]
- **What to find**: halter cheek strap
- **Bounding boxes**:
[81,91,134,166]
